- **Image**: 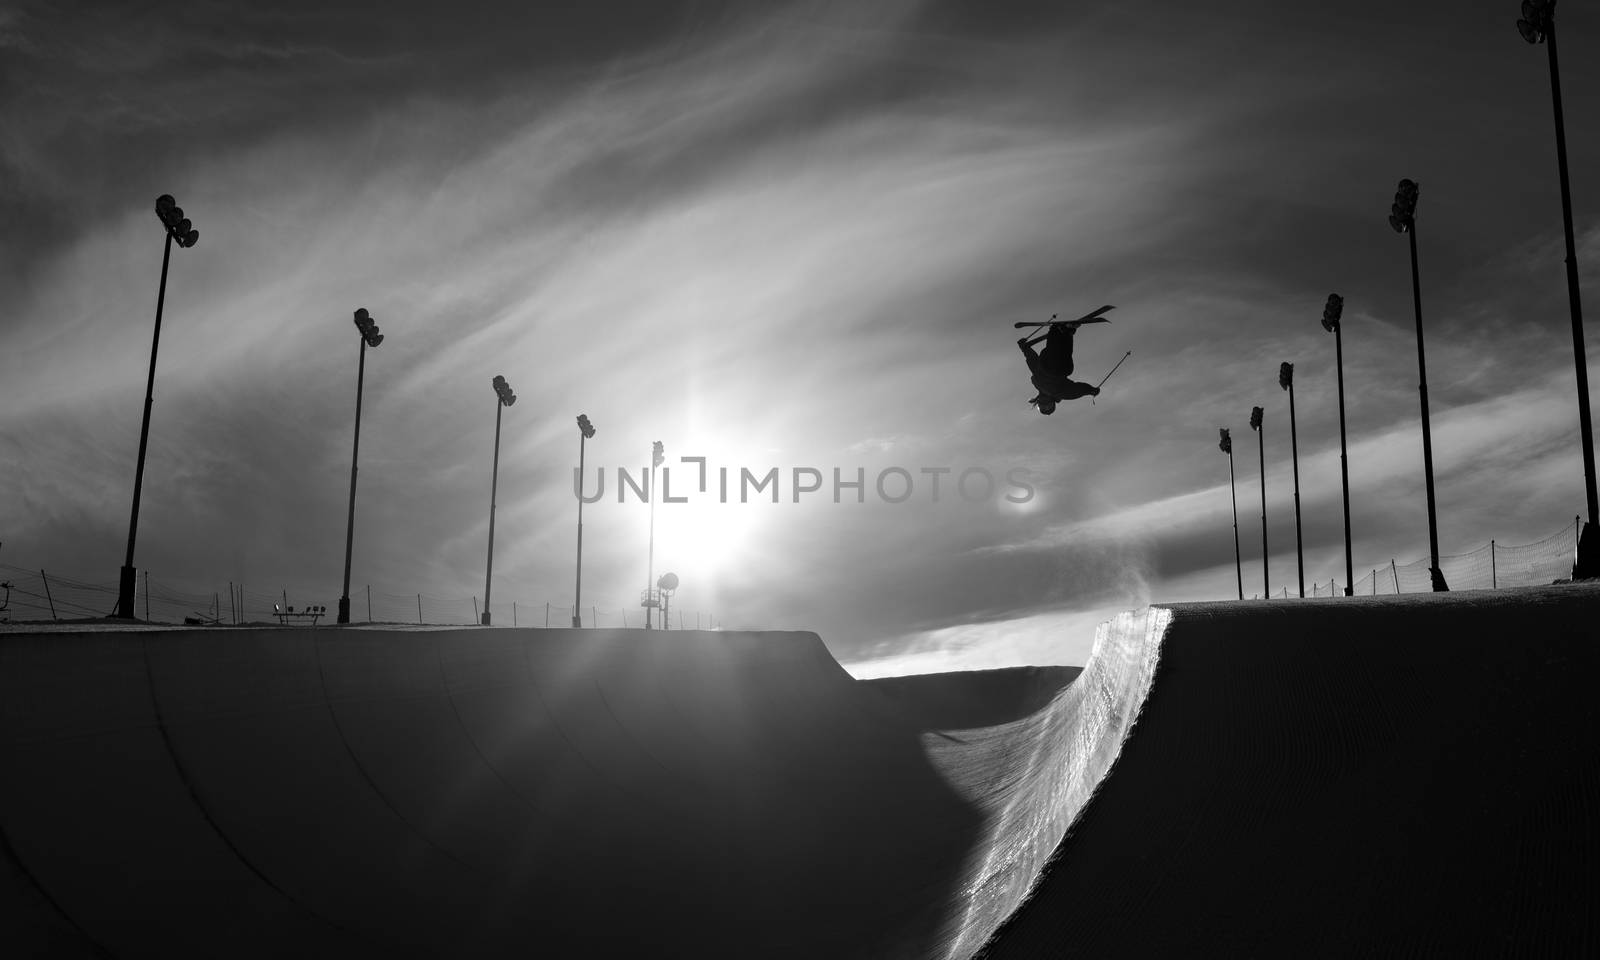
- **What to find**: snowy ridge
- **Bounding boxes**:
[0,618,1176,958]
[938,606,1172,959]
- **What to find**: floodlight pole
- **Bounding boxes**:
[116,231,175,618]
[1406,224,1448,592]
[1286,374,1304,598]
[482,398,505,625]
[573,430,589,628]
[1227,447,1243,600]
[645,461,656,630]
[1256,417,1268,598]
[1333,321,1354,595]
[338,336,369,624]
[1539,18,1599,576]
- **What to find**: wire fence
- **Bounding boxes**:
[0,564,720,630]
[1277,517,1581,599]
[0,518,1581,623]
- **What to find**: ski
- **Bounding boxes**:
[1014,304,1115,329]
[1014,317,1112,330]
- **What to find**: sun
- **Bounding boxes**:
[639,402,813,608]
[650,486,767,591]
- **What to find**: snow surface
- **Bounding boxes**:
[12,587,1587,957]
[1,623,1157,957]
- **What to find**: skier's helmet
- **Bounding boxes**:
[1037,399,1057,415]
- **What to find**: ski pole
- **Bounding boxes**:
[1018,314,1057,345]
[1091,351,1132,404]
[1096,351,1131,389]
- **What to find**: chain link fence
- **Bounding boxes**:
[2,518,1582,623]
[1288,518,1581,599]
[0,564,719,630]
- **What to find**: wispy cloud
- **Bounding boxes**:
[4,0,1598,668]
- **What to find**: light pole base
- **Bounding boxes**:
[114,565,138,619]
[1575,521,1600,581]
[337,596,351,624]
[480,612,491,625]
[1429,567,1449,592]
[571,615,583,628]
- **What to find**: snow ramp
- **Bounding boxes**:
[8,587,1594,957]
[0,618,1163,959]
[981,585,1600,957]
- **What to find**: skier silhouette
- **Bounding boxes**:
[1018,323,1099,414]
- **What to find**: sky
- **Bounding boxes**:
[2,0,1597,674]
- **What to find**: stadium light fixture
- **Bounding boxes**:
[1390,179,1448,591]
[1322,294,1355,595]
[1516,0,1551,45]
[1279,362,1305,598]
[338,308,385,624]
[116,194,201,619]
[1250,406,1268,598]
[482,375,517,625]
[1389,178,1419,235]
[1515,0,1598,577]
[573,414,596,628]
[1219,428,1243,600]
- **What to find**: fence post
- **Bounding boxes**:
[473,596,479,622]
[41,570,57,620]
[229,581,236,624]
[417,594,423,624]
[1391,560,1400,593]
[513,602,518,627]
[145,571,150,620]
[592,605,597,627]
[545,602,549,628]
[1491,540,1496,589]
[367,585,372,622]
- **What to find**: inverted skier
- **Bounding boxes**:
[1018,321,1101,414]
